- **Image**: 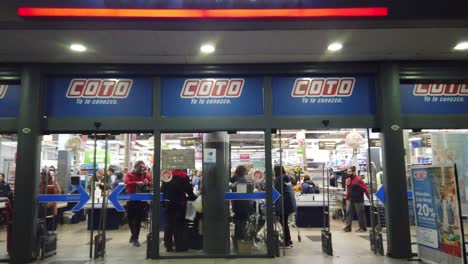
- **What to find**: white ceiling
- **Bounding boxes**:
[0,28,467,63]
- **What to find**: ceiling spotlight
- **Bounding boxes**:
[327,42,343,52]
[70,43,87,52]
[200,44,215,54]
[454,42,468,51]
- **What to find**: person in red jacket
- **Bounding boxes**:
[343,166,370,232]
[125,161,153,247]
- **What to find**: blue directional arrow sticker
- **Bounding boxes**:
[108,184,163,212]
[375,185,413,204]
[224,188,281,203]
[38,185,90,212]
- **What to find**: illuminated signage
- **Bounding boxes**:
[18,0,389,19]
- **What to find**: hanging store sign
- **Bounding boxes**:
[318,141,337,150]
[272,77,376,115]
[161,149,195,169]
[401,83,468,114]
[45,78,153,117]
[180,137,200,146]
[239,154,250,160]
[161,78,263,117]
[0,85,20,117]
[370,139,382,148]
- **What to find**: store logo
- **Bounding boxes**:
[180,79,244,98]
[413,84,468,96]
[0,85,8,99]
[291,78,355,97]
[66,79,133,99]
[413,171,427,179]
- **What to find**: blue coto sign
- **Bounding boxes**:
[0,85,20,117]
[272,77,376,115]
[401,83,468,114]
[161,77,263,117]
[45,78,153,117]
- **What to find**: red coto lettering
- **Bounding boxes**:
[180,79,244,98]
[66,79,132,98]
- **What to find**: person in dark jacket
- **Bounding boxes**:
[274,165,297,247]
[161,169,196,252]
[0,173,11,197]
[111,172,125,190]
[343,166,370,232]
[301,175,318,194]
[230,165,253,244]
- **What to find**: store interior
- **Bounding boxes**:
[0,129,467,260]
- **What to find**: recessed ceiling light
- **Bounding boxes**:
[327,42,343,52]
[200,44,215,54]
[454,42,468,51]
[70,43,87,52]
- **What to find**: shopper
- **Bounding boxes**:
[39,171,62,231]
[125,161,153,247]
[88,169,112,194]
[274,165,297,247]
[161,169,196,252]
[0,173,11,197]
[107,167,116,185]
[192,170,202,194]
[301,175,318,194]
[230,165,254,247]
[112,172,125,190]
[343,166,370,232]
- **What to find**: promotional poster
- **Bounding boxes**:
[272,76,376,115]
[45,78,153,117]
[161,77,263,117]
[411,166,465,264]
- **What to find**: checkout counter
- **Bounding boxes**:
[295,189,382,228]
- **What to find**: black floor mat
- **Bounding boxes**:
[307,235,322,242]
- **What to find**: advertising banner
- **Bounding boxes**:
[401,83,468,114]
[84,150,111,165]
[272,77,376,115]
[161,78,263,117]
[0,85,20,117]
[411,165,466,264]
[45,78,153,117]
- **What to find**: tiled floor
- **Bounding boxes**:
[21,217,420,264]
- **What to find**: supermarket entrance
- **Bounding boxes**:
[272,129,386,259]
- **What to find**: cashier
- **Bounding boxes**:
[301,175,318,194]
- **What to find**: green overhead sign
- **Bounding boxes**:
[84,150,110,165]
